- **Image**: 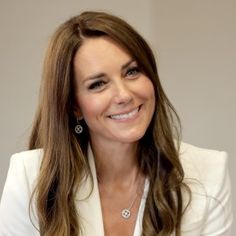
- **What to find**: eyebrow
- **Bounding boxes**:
[83,59,136,82]
[121,59,136,71]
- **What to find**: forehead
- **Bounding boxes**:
[76,36,130,57]
[73,36,133,75]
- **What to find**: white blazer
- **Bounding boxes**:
[0,142,233,235]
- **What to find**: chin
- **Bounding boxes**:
[115,130,147,143]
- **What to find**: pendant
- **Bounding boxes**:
[121,209,131,219]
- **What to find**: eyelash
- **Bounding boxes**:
[126,66,140,77]
[88,80,107,90]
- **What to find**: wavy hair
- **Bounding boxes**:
[29,11,191,236]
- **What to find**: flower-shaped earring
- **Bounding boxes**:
[75,118,83,134]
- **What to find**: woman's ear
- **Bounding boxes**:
[73,105,83,120]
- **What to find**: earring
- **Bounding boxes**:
[75,118,83,134]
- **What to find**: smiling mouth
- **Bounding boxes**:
[109,106,141,120]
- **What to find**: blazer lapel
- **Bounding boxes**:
[75,146,104,236]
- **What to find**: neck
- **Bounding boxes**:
[90,139,140,185]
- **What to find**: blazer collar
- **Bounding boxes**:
[75,145,105,236]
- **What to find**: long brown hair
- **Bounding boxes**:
[29,11,190,236]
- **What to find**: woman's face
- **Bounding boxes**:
[73,36,155,146]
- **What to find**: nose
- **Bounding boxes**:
[112,80,133,105]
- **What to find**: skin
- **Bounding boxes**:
[73,36,155,235]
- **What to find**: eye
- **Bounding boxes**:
[88,80,107,90]
[126,66,140,78]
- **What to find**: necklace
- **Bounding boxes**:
[121,192,139,219]
[97,172,143,220]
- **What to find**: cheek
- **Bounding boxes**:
[138,78,155,102]
[77,95,109,122]
[148,83,155,100]
[141,79,156,117]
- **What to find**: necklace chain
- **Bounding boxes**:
[97,172,143,220]
[121,192,139,219]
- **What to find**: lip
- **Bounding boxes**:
[108,105,142,121]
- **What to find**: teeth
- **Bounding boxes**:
[110,107,139,120]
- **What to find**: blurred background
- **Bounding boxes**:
[1,0,235,231]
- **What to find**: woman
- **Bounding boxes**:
[0,11,233,236]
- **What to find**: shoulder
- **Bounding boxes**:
[179,142,228,183]
[0,149,43,234]
[5,149,43,191]
[10,148,43,163]
[179,141,228,165]
[179,142,233,235]
[10,149,43,172]
[179,141,229,203]
[10,149,43,168]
